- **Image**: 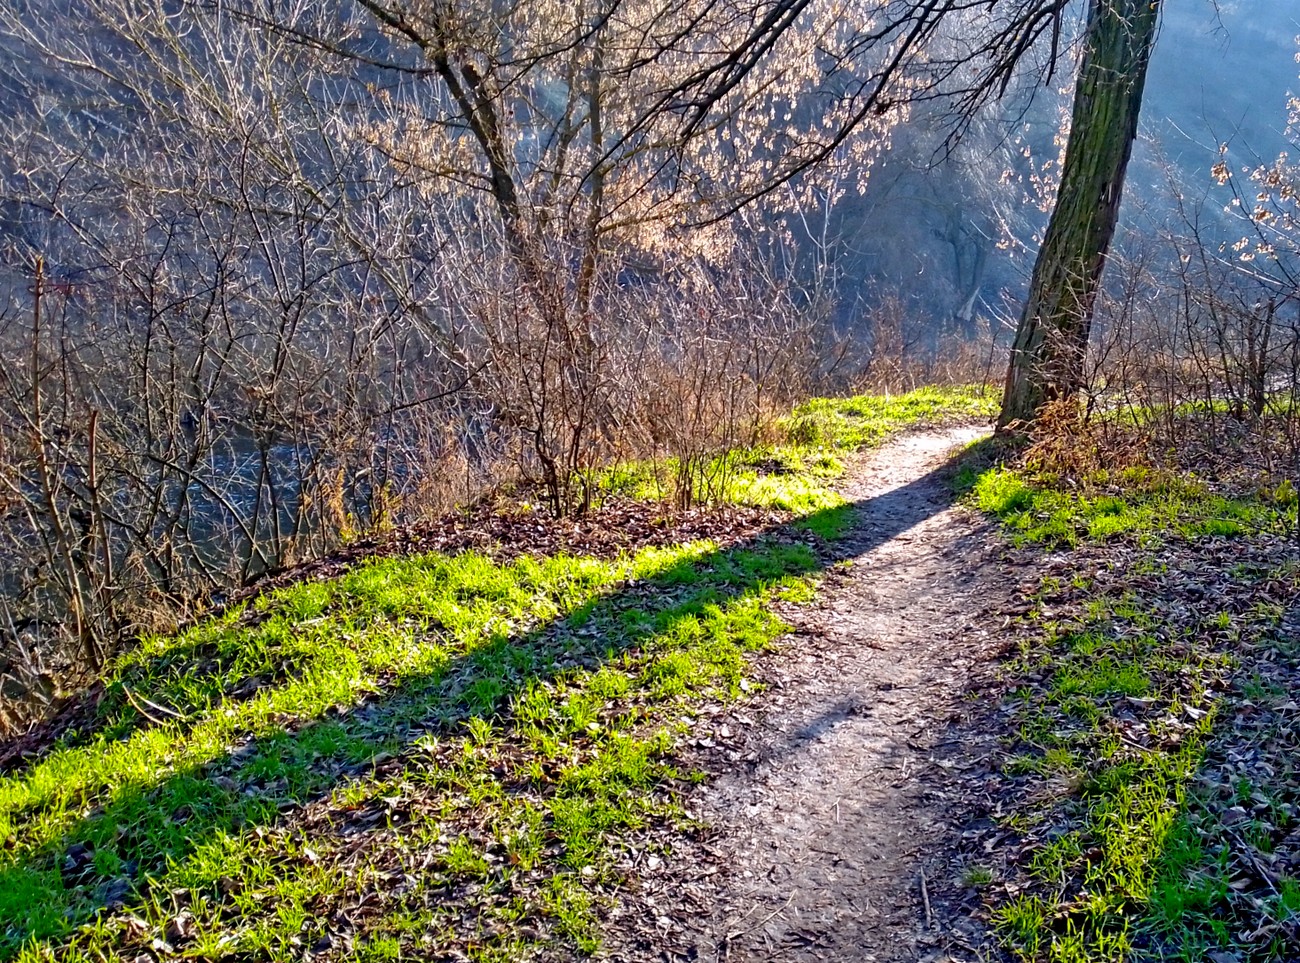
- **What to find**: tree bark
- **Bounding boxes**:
[998,0,1160,429]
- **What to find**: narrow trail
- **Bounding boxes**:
[607,425,1018,963]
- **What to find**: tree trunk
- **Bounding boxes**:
[998,0,1160,429]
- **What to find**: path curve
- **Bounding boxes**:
[605,425,1014,963]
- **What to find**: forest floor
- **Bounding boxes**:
[2,388,1299,963]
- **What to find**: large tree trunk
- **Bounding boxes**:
[998,0,1161,429]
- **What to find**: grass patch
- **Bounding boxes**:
[991,582,1227,962]
[1140,576,1300,962]
[780,384,996,450]
[0,534,827,961]
[970,445,1300,962]
[972,464,1287,547]
[594,384,995,511]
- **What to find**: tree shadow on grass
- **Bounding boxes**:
[0,443,990,958]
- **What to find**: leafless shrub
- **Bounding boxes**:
[856,292,932,392]
[637,247,841,509]
[1072,216,1300,492]
[847,288,1007,394]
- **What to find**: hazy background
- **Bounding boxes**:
[828,0,1300,335]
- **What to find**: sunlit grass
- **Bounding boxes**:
[594,384,996,511]
[962,441,1295,963]
[970,464,1287,547]
[990,583,1223,962]
[0,535,824,961]
[779,383,997,450]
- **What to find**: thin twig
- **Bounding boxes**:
[121,684,186,725]
[725,889,797,943]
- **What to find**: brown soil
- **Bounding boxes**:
[604,426,1022,963]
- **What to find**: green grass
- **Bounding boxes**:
[1141,606,1300,963]
[0,538,823,961]
[779,384,996,450]
[0,384,995,962]
[594,384,996,511]
[997,895,1052,957]
[966,444,1298,962]
[963,864,996,888]
[990,586,1224,962]
[972,464,1288,547]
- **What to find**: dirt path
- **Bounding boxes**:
[606,425,1017,963]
